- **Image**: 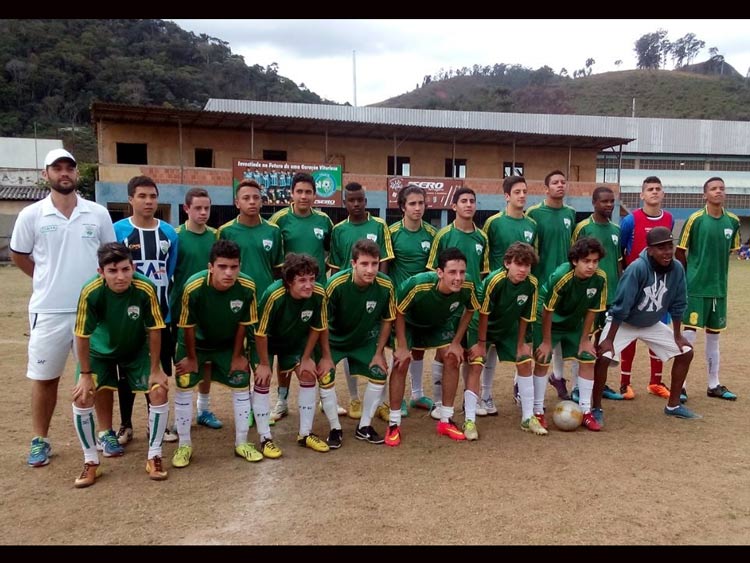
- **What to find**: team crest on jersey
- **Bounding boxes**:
[127,306,140,320]
[159,240,170,255]
[475,243,483,255]
[82,224,97,238]
[421,241,431,252]
[523,230,533,242]
[724,228,733,239]
[611,234,619,245]
[365,300,377,313]
[517,294,528,306]
[563,218,571,229]
[449,301,460,312]
[586,288,597,298]
[313,228,324,240]
[366,233,378,242]
[230,299,243,313]
[301,310,313,322]
[262,239,273,251]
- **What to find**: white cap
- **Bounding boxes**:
[44,148,76,167]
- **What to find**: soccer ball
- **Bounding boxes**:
[552,400,583,431]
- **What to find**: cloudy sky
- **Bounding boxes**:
[171,19,750,106]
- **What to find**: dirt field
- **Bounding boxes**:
[1,261,749,545]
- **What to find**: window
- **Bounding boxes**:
[444,158,467,178]
[387,156,411,176]
[263,149,287,161]
[194,148,213,168]
[503,161,524,178]
[116,143,147,165]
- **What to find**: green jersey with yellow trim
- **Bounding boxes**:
[572,215,621,305]
[397,271,479,330]
[255,279,327,349]
[388,220,437,287]
[170,224,217,323]
[536,262,607,332]
[526,201,577,286]
[426,222,490,286]
[483,212,537,271]
[269,204,333,283]
[218,217,283,296]
[328,214,395,269]
[480,268,538,335]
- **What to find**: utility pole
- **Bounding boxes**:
[352,50,358,107]
[632,97,636,118]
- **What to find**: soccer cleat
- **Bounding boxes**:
[409,396,434,411]
[261,438,282,459]
[348,399,362,419]
[534,413,548,430]
[664,404,702,419]
[197,410,223,429]
[97,430,124,457]
[474,401,488,417]
[271,399,288,422]
[355,425,385,444]
[592,407,605,427]
[327,428,343,449]
[171,444,193,468]
[570,386,580,404]
[680,388,688,404]
[146,456,168,480]
[582,411,602,431]
[116,426,133,445]
[375,403,390,423]
[385,424,401,447]
[647,382,671,399]
[481,397,498,416]
[430,403,443,420]
[707,385,737,401]
[548,376,570,400]
[235,442,263,462]
[436,419,466,441]
[602,385,624,400]
[620,384,635,400]
[462,420,479,441]
[297,433,330,452]
[521,416,548,436]
[162,426,179,443]
[27,437,51,467]
[74,462,102,488]
[400,399,409,417]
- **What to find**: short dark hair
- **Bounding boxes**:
[351,239,380,262]
[236,179,262,195]
[544,170,565,186]
[503,175,526,195]
[97,242,132,268]
[703,176,724,192]
[397,184,426,213]
[642,176,662,188]
[503,242,538,268]
[568,236,605,264]
[281,253,319,286]
[209,239,240,264]
[437,247,467,270]
[291,172,315,191]
[185,187,210,206]
[127,175,159,198]
[344,182,364,199]
[592,186,614,202]
[452,186,476,204]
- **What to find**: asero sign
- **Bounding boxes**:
[387,176,465,209]
[233,158,343,206]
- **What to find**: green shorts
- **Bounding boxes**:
[685,296,727,331]
[531,323,595,366]
[249,339,322,374]
[332,341,387,383]
[404,322,456,351]
[174,342,250,390]
[77,349,151,393]
[466,327,532,365]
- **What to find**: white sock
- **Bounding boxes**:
[571,361,579,389]
[389,409,402,427]
[361,382,383,428]
[706,332,721,389]
[440,404,454,423]
[344,359,359,401]
[319,386,341,430]
[196,392,210,414]
[550,344,564,380]
[517,376,534,421]
[481,346,498,400]
[232,390,251,447]
[432,361,444,404]
[147,401,169,459]
[298,384,316,436]
[533,375,547,415]
[277,386,289,402]
[252,384,272,441]
[409,359,424,399]
[683,331,697,390]
[464,389,478,422]
[72,404,99,464]
[578,378,594,414]
[174,390,193,446]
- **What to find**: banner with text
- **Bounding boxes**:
[233,158,343,206]
[387,177,465,209]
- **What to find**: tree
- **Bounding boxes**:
[671,33,705,67]
[614,60,623,68]
[585,58,595,76]
[634,29,669,69]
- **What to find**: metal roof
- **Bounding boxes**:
[0,186,48,200]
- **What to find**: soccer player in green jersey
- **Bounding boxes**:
[170,188,223,432]
[426,187,489,419]
[326,239,397,446]
[465,242,541,438]
[677,177,741,401]
[481,175,538,415]
[387,247,480,447]
[268,173,341,420]
[570,186,624,401]
[328,182,394,419]
[389,185,437,415]
[172,240,265,468]
[251,253,335,455]
[526,170,578,401]
[532,237,607,432]
[71,243,169,487]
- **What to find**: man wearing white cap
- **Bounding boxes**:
[10,148,116,467]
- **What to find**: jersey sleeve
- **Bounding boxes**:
[74,285,98,338]
[139,281,166,330]
[522,276,539,323]
[379,220,395,262]
[9,207,34,254]
[327,227,344,269]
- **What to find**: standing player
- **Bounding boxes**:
[171,240,264,468]
[71,243,169,487]
[526,170,578,401]
[11,148,115,467]
[531,237,607,431]
[114,175,179,445]
[617,176,674,400]
[388,248,480,446]
[677,177,740,401]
